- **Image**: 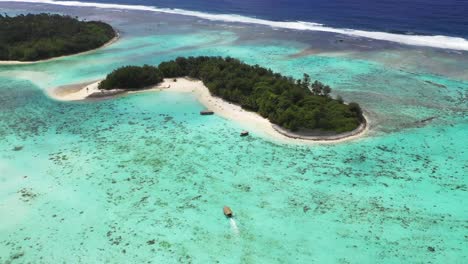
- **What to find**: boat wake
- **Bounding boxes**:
[3,0,468,51]
[230,218,239,235]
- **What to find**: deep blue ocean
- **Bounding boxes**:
[68,0,468,38]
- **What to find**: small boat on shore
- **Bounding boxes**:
[240,131,249,137]
[200,110,214,115]
[223,206,233,218]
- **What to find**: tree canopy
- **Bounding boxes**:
[101,56,364,133]
[0,13,116,61]
[98,65,163,90]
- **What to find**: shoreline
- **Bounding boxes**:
[0,33,119,65]
[272,120,367,142]
[48,77,368,144]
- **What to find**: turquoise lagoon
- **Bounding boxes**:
[0,4,467,264]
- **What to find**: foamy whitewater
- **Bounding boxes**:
[3,0,468,51]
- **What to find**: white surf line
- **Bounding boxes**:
[3,0,468,51]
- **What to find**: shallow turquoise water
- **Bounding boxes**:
[0,4,467,264]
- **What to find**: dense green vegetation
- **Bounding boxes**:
[0,13,116,61]
[101,56,364,133]
[98,65,163,90]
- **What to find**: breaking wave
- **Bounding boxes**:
[3,0,468,51]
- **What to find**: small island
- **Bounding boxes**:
[92,57,365,135]
[0,13,116,62]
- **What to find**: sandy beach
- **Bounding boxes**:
[0,34,119,65]
[48,77,368,144]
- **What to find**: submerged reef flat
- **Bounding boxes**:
[0,2,467,264]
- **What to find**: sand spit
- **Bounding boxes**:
[49,77,368,144]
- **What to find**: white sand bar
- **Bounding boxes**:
[49,77,368,144]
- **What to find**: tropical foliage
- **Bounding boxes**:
[0,13,115,61]
[98,65,163,90]
[101,56,364,132]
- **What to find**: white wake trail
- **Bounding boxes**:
[230,218,239,235]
